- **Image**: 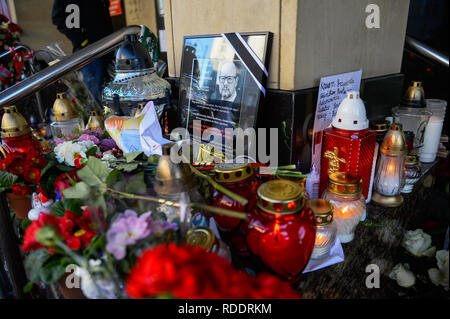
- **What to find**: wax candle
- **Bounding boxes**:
[322,172,366,243]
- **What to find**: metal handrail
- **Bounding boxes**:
[405,35,449,68]
[0,25,142,107]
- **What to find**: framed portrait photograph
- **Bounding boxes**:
[178,32,273,159]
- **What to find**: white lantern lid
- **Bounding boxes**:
[331,91,369,131]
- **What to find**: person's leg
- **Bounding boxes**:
[80,58,104,105]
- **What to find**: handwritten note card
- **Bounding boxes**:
[311,70,362,172]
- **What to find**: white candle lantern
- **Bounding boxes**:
[307,199,336,259]
[372,123,407,207]
[322,172,366,243]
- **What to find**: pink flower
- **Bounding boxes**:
[55,138,65,145]
[77,134,100,145]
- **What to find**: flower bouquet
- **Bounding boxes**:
[20,155,300,299]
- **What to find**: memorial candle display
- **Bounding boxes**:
[322,172,366,243]
[211,163,258,256]
[372,123,407,207]
[245,180,316,281]
[1,105,41,154]
[319,91,377,201]
[50,92,84,139]
[307,199,336,259]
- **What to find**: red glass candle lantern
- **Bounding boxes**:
[319,91,377,201]
[245,180,316,281]
[211,163,258,255]
[1,106,41,153]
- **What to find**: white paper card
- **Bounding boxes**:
[311,70,362,173]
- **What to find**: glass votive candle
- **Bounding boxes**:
[307,199,336,259]
[322,172,366,243]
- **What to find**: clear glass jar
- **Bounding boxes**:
[401,155,421,194]
[307,199,336,259]
[186,227,232,262]
[322,172,366,243]
[50,117,84,139]
[392,82,432,150]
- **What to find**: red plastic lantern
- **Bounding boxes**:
[245,179,316,282]
[211,163,259,256]
[319,91,377,201]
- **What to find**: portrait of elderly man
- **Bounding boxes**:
[215,61,241,104]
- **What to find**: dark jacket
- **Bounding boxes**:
[52,0,113,52]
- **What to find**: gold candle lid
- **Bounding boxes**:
[405,154,419,166]
[369,120,390,132]
[380,123,407,156]
[257,180,304,214]
[87,110,105,130]
[1,105,31,138]
[401,81,425,108]
[327,172,362,196]
[214,163,253,183]
[186,227,215,251]
[307,199,334,225]
[52,92,79,121]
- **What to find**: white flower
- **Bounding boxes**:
[54,141,99,166]
[428,250,449,290]
[402,229,436,257]
[389,263,416,288]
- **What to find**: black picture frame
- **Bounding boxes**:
[177,32,273,158]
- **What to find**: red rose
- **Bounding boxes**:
[74,155,84,169]
[54,170,80,195]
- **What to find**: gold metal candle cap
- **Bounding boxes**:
[186,227,215,251]
[52,92,79,121]
[154,142,196,195]
[327,172,362,196]
[405,154,419,166]
[214,163,253,183]
[401,81,425,108]
[380,123,407,156]
[257,180,304,214]
[307,199,333,225]
[1,105,31,138]
[87,110,105,130]
[369,120,391,132]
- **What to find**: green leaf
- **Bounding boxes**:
[24,249,52,283]
[85,146,99,157]
[147,154,161,165]
[23,282,34,293]
[86,156,109,180]
[62,181,90,199]
[56,164,75,172]
[40,159,57,177]
[50,199,83,217]
[40,258,66,284]
[125,151,144,163]
[0,170,18,188]
[115,162,139,172]
[125,172,147,195]
[105,169,124,188]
